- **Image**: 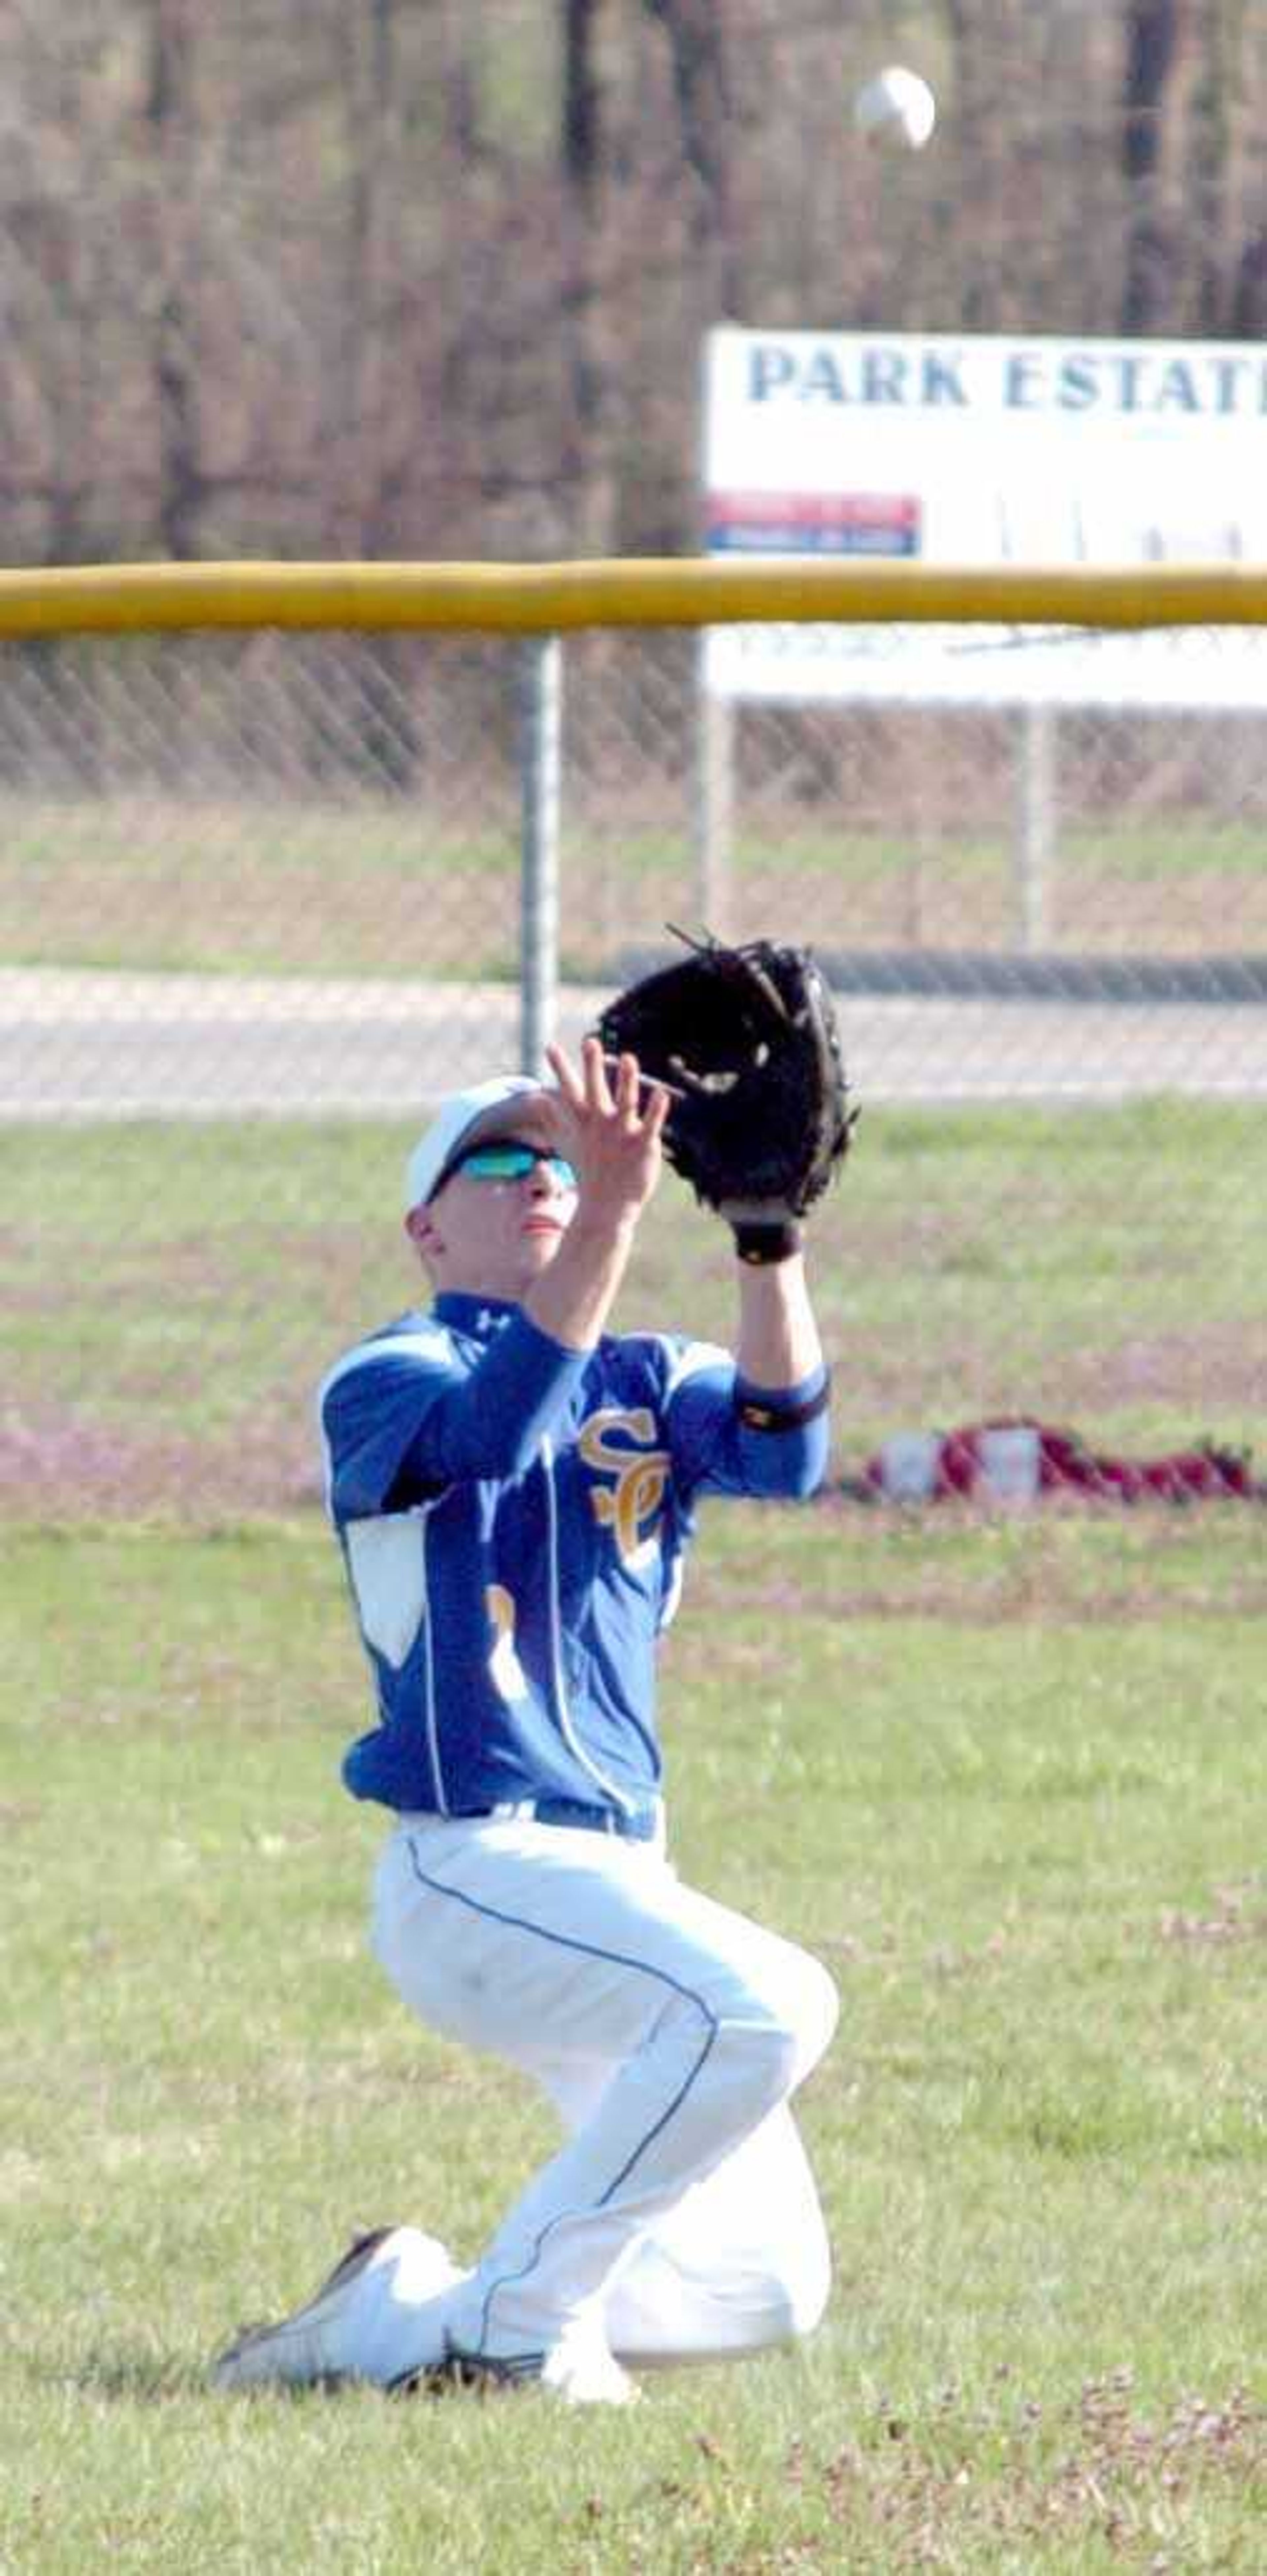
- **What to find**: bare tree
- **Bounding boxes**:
[1120,0,1192,332]
[559,0,621,553]
[146,0,205,558]
[642,0,736,311]
[5,1,1267,574]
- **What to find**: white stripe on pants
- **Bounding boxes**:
[351,1811,837,2381]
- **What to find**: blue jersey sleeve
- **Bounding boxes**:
[320,1311,590,1523]
[663,1348,831,1502]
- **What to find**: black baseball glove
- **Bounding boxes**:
[595,927,857,1262]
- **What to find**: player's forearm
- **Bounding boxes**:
[524,1209,640,1353]
[734,1250,823,1391]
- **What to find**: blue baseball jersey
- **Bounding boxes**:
[318,1291,829,1818]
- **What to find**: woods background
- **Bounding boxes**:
[6,0,1267,575]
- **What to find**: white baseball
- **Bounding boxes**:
[854,65,936,151]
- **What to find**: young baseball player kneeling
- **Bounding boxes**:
[213,1031,840,2406]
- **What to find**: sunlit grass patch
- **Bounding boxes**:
[3,1506,1264,2567]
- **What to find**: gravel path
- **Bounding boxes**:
[3,967,1266,1117]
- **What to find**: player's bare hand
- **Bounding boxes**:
[545,1037,669,1223]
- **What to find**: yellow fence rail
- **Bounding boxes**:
[1,558,1267,637]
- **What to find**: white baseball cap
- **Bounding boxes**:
[404,1074,554,1213]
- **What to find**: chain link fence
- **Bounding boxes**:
[3,618,1265,1517]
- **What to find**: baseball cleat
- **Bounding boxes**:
[391,2339,545,2398]
[212,2224,416,2391]
[393,2333,639,2407]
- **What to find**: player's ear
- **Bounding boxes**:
[405,1205,441,1259]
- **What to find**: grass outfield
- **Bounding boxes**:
[3,1098,1264,1519]
[3,1101,1264,2563]
[3,1509,1264,2571]
[5,793,1267,976]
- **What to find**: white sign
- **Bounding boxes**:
[702,327,1267,707]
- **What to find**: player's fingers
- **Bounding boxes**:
[544,1041,584,1109]
[579,1032,614,1113]
[613,1049,642,1125]
[641,1077,671,1136]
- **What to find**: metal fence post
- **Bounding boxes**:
[520,634,562,1075]
[693,637,734,937]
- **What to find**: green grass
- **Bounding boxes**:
[0,801,521,979]
[2,1098,1265,2561]
[5,793,1267,974]
[2,1512,1264,2570]
[2,1099,1262,1522]
[731,819,1267,883]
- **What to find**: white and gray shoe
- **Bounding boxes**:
[394,2330,639,2408]
[212,2225,455,2391]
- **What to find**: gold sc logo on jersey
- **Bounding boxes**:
[578,1406,669,1567]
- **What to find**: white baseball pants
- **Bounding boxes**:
[324,1810,838,2385]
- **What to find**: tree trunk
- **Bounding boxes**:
[642,0,737,312]
[146,0,203,559]
[1120,0,1188,333]
[560,0,620,555]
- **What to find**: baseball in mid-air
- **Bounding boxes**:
[854,65,937,151]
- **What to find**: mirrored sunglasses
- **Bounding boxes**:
[449,1140,578,1189]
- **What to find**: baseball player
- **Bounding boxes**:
[213,1037,837,2406]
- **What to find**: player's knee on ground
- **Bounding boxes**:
[605,2187,833,2366]
[721,2242,832,2355]
[772,2206,833,2342]
[720,2166,833,2352]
